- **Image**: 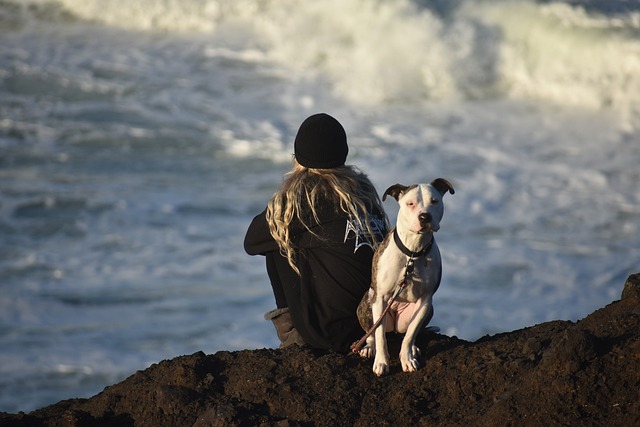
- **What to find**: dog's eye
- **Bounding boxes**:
[406,201,415,207]
[430,198,439,204]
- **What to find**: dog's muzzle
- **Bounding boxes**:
[418,212,439,233]
[418,212,432,227]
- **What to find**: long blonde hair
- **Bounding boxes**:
[266,161,387,275]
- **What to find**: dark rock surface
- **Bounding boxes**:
[2,274,639,426]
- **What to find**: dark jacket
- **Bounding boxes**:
[244,203,387,352]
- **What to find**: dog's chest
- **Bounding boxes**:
[375,247,440,302]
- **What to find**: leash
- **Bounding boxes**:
[351,230,433,353]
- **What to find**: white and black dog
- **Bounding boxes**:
[356,178,454,376]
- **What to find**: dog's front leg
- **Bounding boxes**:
[371,295,390,376]
[400,296,433,372]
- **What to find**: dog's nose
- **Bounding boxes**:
[418,212,432,224]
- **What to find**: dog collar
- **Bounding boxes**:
[393,228,434,259]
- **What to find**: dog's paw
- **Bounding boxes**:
[372,354,390,376]
[400,345,421,372]
[358,344,374,359]
[373,361,390,376]
[400,356,420,372]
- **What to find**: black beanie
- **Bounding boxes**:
[294,113,348,169]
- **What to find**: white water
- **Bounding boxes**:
[1,0,639,413]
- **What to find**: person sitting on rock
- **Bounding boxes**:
[244,113,388,352]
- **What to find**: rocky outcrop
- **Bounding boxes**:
[2,274,639,426]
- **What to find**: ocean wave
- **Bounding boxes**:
[5,0,633,120]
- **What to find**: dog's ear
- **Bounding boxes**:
[383,184,409,201]
[430,178,455,196]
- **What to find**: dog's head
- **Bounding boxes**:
[383,178,454,234]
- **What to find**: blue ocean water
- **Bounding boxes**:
[1,0,639,413]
